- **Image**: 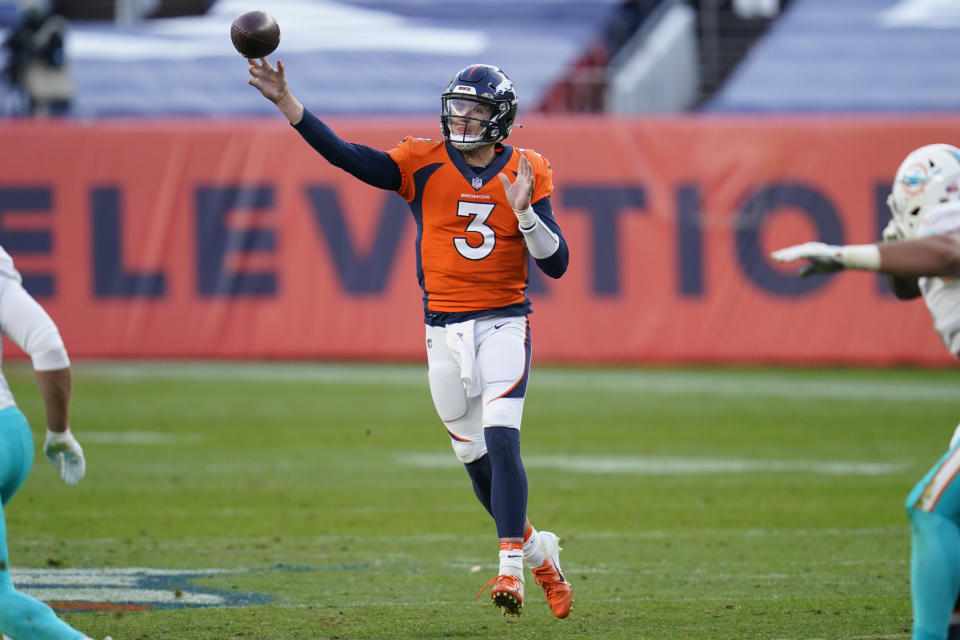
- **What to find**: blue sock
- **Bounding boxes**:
[464,455,493,517]
[0,410,85,640]
[483,427,527,539]
[908,509,960,640]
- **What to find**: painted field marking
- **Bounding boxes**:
[10,564,373,613]
[10,567,270,612]
[58,361,957,403]
[17,525,905,556]
[75,431,203,445]
[12,567,233,585]
[399,452,908,475]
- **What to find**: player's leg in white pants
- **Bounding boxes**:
[425,317,531,537]
[475,317,530,540]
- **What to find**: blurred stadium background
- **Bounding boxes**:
[0,0,957,366]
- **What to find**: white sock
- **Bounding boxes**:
[523,526,547,569]
[499,542,524,577]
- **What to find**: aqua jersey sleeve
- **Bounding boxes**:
[293,110,402,191]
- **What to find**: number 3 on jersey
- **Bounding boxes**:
[454,201,497,260]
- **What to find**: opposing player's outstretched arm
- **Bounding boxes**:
[876,219,922,298]
[879,233,960,276]
[771,231,960,279]
[247,57,304,125]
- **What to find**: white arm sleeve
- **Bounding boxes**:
[516,212,561,259]
[0,279,70,371]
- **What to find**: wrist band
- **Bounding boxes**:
[514,206,537,229]
[841,244,881,271]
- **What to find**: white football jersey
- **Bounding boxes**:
[916,201,960,358]
[0,248,24,410]
[0,245,22,283]
[0,246,69,411]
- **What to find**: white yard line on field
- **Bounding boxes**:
[52,361,957,403]
[15,526,906,550]
[75,431,203,445]
[399,452,908,475]
[11,567,236,584]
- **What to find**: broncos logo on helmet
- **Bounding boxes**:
[440,64,519,151]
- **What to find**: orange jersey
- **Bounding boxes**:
[388,138,554,314]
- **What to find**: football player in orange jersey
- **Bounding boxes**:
[246,59,572,619]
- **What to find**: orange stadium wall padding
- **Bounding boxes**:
[1,115,958,365]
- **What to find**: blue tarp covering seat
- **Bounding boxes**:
[11,0,619,117]
[707,0,960,113]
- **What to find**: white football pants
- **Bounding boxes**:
[425,316,530,464]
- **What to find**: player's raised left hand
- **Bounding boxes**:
[44,427,86,485]
[771,242,845,277]
[498,153,535,218]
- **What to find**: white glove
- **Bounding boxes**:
[44,428,86,485]
[770,242,844,277]
[882,218,904,242]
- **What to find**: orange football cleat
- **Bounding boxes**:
[531,531,572,618]
[476,573,524,617]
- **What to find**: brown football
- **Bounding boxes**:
[230,10,280,59]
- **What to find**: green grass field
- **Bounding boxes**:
[3,361,957,640]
